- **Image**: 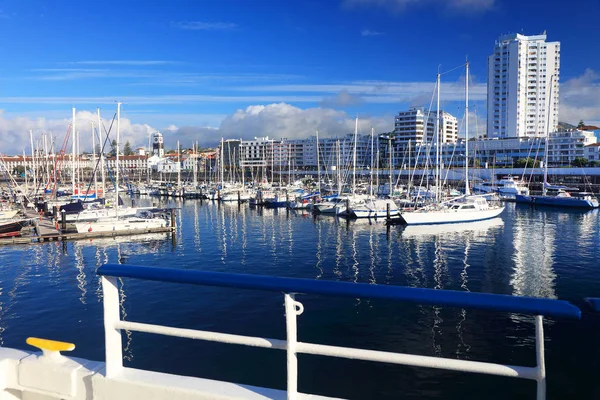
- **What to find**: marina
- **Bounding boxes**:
[0,198,598,398]
[0,0,599,398]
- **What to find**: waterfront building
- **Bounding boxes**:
[585,143,600,163]
[239,137,275,168]
[399,129,595,169]
[287,134,375,170]
[106,155,147,171]
[393,107,458,146]
[487,32,560,139]
[546,130,596,165]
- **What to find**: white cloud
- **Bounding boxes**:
[173,21,238,31]
[218,103,392,141]
[559,69,600,126]
[0,104,395,154]
[0,110,158,155]
[343,0,496,13]
[361,29,384,37]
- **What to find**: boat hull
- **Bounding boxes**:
[515,194,599,209]
[401,206,505,225]
[313,203,337,213]
[75,218,166,234]
[0,220,25,237]
[351,208,400,219]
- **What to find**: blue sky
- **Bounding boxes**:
[0,0,598,151]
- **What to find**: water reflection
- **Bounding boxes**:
[74,244,87,304]
[399,218,505,357]
[511,213,557,299]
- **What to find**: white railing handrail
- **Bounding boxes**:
[98,265,582,400]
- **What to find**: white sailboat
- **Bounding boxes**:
[349,129,399,219]
[76,103,166,234]
[400,62,504,226]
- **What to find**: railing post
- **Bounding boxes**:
[102,276,123,378]
[285,293,304,400]
[535,315,546,400]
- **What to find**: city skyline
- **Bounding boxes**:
[0,0,598,153]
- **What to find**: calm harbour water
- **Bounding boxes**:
[0,199,599,399]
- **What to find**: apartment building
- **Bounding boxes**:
[487,32,560,139]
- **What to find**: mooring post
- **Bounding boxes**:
[386,202,390,220]
[61,209,66,231]
[170,209,176,230]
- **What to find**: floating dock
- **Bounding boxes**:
[0,210,175,246]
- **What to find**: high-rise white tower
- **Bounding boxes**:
[487,32,560,139]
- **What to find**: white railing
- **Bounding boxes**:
[99,266,581,400]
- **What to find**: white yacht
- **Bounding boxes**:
[472,176,529,198]
[400,195,505,225]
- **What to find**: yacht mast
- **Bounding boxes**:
[353,117,358,196]
[23,150,28,195]
[465,61,471,195]
[177,140,181,188]
[369,127,374,198]
[97,108,106,198]
[542,75,555,196]
[43,133,50,188]
[29,130,37,195]
[435,72,441,203]
[316,130,321,196]
[407,139,412,195]
[116,102,121,219]
[193,141,198,187]
[91,121,98,196]
[72,108,76,196]
[220,138,224,185]
[336,139,341,195]
[388,135,393,197]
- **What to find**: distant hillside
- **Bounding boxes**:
[557,121,576,131]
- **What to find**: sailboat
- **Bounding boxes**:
[399,62,505,226]
[75,103,167,233]
[349,129,399,219]
[514,76,599,209]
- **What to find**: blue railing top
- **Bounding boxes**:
[98,264,581,320]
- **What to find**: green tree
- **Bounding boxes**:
[577,120,585,129]
[572,157,589,167]
[109,139,117,156]
[13,165,25,176]
[514,157,540,168]
[124,141,133,156]
[588,160,600,167]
